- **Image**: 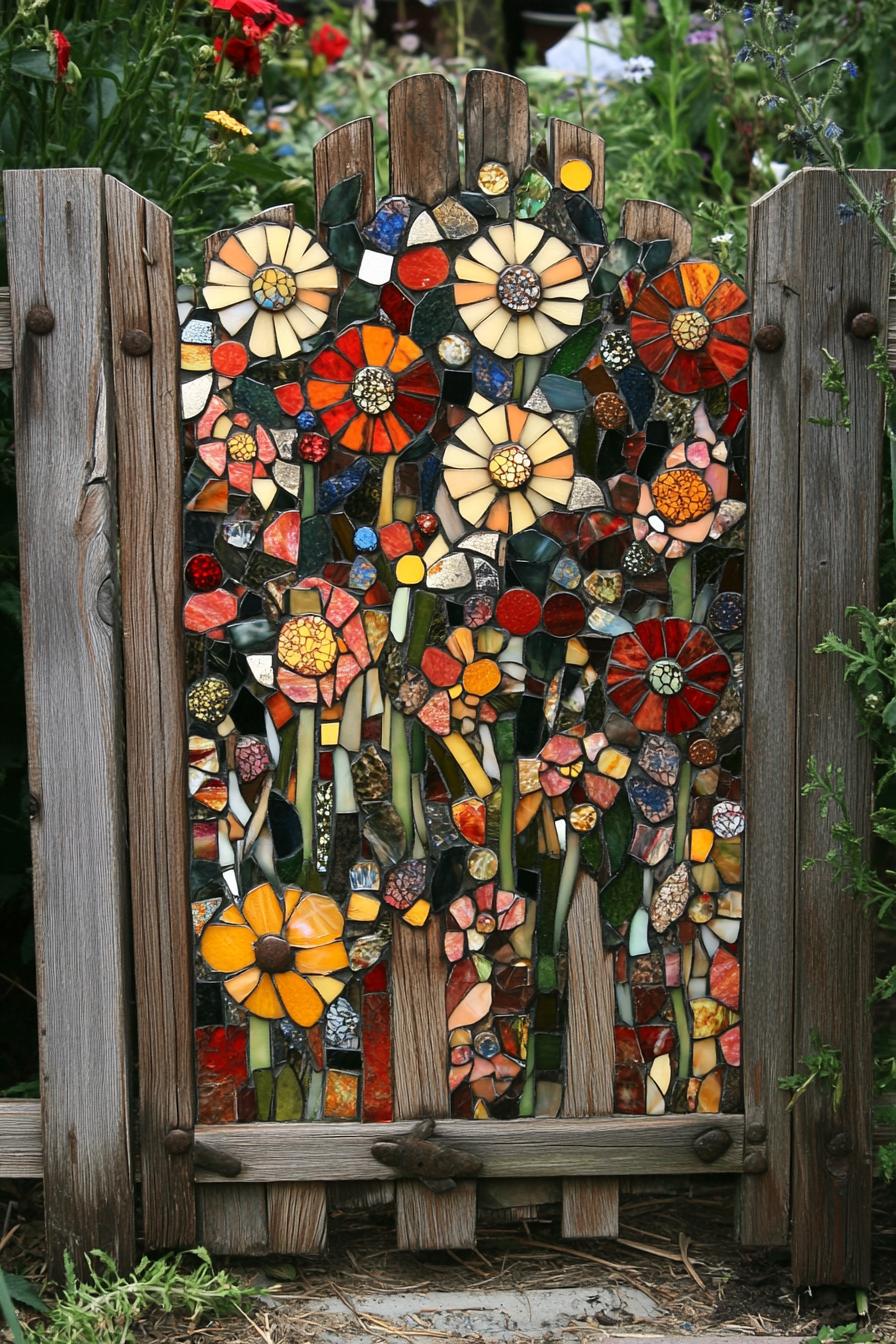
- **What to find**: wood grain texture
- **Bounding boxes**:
[267,1182,327,1254]
[0,1101,43,1178]
[740,172,803,1249]
[0,286,11,368]
[391,917,476,1249]
[463,69,529,190]
[620,199,692,262]
[5,167,135,1276]
[104,176,196,1251]
[562,873,618,1238]
[549,119,605,208]
[790,168,891,1289]
[198,1184,268,1255]
[313,116,377,233]
[194,1114,745,1182]
[389,73,460,205]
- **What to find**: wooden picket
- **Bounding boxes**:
[0,74,891,1288]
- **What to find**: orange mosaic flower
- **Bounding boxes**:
[200,881,348,1026]
[651,468,713,525]
[305,323,440,454]
[629,260,750,393]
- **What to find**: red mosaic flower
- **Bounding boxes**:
[629,261,749,394]
[606,618,730,734]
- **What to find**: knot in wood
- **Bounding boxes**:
[121,327,153,356]
[25,304,54,336]
[849,311,879,340]
[692,1126,732,1164]
[371,1118,482,1192]
[753,322,784,353]
[826,1130,850,1158]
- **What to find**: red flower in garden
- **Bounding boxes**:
[211,0,295,34]
[50,30,71,81]
[310,22,350,64]
[214,35,262,77]
[606,618,730,734]
[306,324,440,455]
[629,261,749,394]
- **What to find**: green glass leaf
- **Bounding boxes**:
[600,861,642,928]
[581,827,603,876]
[514,166,552,220]
[273,1064,304,1121]
[320,173,363,226]
[642,238,673,275]
[328,221,364,272]
[602,791,632,873]
[669,554,694,620]
[410,285,456,346]
[548,320,602,376]
[230,375,283,424]
[337,279,381,326]
[253,1067,274,1122]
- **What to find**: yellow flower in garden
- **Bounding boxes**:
[203,220,339,359]
[204,110,252,137]
[200,882,349,1026]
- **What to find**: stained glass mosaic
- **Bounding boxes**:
[181,155,749,1125]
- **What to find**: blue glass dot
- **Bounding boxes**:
[354,526,379,554]
[297,410,316,430]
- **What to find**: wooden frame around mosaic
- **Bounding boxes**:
[1,71,891,1287]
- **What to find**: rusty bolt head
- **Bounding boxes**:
[754,323,785,353]
[850,311,879,341]
[743,1150,769,1175]
[121,328,153,356]
[254,934,293,974]
[827,1131,850,1157]
[25,304,55,336]
[745,1122,768,1144]
[164,1128,193,1156]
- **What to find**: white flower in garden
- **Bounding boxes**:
[620,55,655,84]
[203,220,338,360]
[712,232,734,245]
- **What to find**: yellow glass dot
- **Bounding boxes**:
[395,554,426,585]
[462,657,501,697]
[569,803,598,832]
[488,443,533,489]
[226,430,257,462]
[477,161,511,196]
[670,308,711,351]
[278,615,338,676]
[560,158,594,192]
[250,265,297,312]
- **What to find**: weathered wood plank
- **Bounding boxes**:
[194,1114,745,1183]
[463,69,529,190]
[267,1183,327,1254]
[0,286,11,368]
[790,167,891,1289]
[389,73,460,206]
[313,117,377,233]
[198,1184,269,1255]
[104,176,195,1251]
[391,918,476,1249]
[0,1101,43,1178]
[5,167,135,1276]
[549,119,605,208]
[620,199,691,262]
[739,171,803,1249]
[562,873,618,1239]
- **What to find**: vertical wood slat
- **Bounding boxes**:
[561,874,618,1239]
[313,117,377,235]
[5,167,135,1275]
[0,286,12,369]
[740,172,803,1249]
[267,1182,328,1254]
[790,168,892,1288]
[549,119,605,209]
[194,205,296,1256]
[104,176,196,1250]
[619,199,692,262]
[389,73,460,206]
[463,70,529,190]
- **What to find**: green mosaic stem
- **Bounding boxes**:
[248,1013,271,1073]
[305,1063,324,1120]
[499,761,515,889]
[378,454,397,528]
[671,986,692,1079]
[553,830,580,954]
[300,462,316,520]
[674,760,692,863]
[669,551,694,620]
[390,711,413,847]
[296,707,316,862]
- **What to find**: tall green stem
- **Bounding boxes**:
[390,713,413,848]
[296,707,316,864]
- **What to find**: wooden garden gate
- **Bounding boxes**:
[0,72,891,1289]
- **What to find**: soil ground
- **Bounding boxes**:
[2,1177,894,1342]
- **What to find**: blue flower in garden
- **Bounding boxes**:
[274,145,297,158]
[741,4,753,22]
[824,122,844,142]
[735,44,752,63]
[838,204,859,224]
[842,60,859,78]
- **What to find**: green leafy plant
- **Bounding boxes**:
[779,1029,844,1111]
[808,349,852,429]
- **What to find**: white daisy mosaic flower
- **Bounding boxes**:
[443,402,575,534]
[453,220,590,358]
[203,221,339,360]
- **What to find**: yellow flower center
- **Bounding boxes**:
[497,264,542,315]
[278,615,339,677]
[670,308,711,350]
[251,265,298,312]
[651,467,713,524]
[489,442,533,490]
[226,430,257,462]
[351,365,396,415]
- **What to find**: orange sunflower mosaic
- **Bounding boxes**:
[629,260,750,394]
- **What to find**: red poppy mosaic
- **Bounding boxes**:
[181,149,749,1125]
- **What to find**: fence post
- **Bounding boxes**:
[5,167,135,1275]
[789,167,892,1288]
